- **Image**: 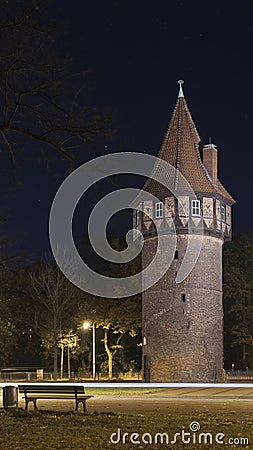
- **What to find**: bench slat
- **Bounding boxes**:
[19,387,85,393]
[19,390,85,392]
[21,395,93,399]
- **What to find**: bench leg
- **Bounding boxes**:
[25,399,38,411]
[75,399,87,413]
[82,400,87,413]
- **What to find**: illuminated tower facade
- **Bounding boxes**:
[135,81,234,382]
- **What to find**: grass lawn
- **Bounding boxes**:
[84,387,165,395]
[0,408,251,449]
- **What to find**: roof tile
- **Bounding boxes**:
[144,85,234,203]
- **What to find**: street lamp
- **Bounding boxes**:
[83,322,96,380]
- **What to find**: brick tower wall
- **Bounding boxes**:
[142,234,223,382]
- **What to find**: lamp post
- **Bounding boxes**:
[83,322,96,380]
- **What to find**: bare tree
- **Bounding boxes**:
[102,326,125,379]
[0,264,16,366]
[0,0,113,167]
[30,259,82,379]
[58,330,79,379]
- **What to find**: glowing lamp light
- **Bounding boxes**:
[82,321,96,380]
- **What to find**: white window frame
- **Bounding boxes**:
[221,205,226,222]
[155,202,164,218]
[136,210,140,226]
[191,199,201,217]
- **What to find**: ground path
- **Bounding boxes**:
[3,387,252,415]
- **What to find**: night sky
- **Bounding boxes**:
[2,0,253,262]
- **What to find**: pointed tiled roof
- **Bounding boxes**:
[144,81,234,203]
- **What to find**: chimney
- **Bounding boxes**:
[202,143,218,184]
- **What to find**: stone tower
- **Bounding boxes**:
[136,81,234,382]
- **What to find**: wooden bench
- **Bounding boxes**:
[19,385,94,412]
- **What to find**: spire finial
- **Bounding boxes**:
[178,79,184,98]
